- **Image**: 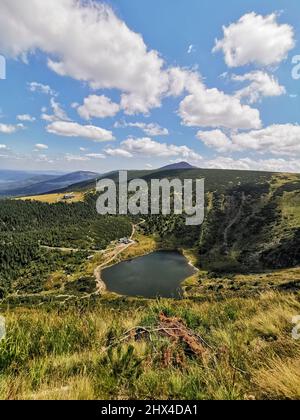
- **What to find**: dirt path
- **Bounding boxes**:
[94,223,136,294]
[40,245,103,254]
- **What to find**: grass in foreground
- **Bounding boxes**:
[0,287,299,400]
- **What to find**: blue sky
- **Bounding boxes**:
[0,0,299,173]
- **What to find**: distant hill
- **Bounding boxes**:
[159,161,197,170]
[0,171,100,197]
[0,170,63,183]
[47,166,279,197]
[0,170,60,194]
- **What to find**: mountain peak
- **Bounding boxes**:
[159,161,197,171]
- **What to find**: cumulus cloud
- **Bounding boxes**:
[0,123,24,134]
[17,114,36,122]
[105,148,133,158]
[231,124,300,156]
[0,144,8,149]
[213,12,295,67]
[28,82,56,96]
[46,121,115,142]
[115,121,169,136]
[77,95,120,120]
[233,71,286,103]
[179,87,261,130]
[41,114,56,122]
[106,137,203,162]
[105,133,300,172]
[0,0,168,115]
[173,69,261,130]
[35,143,48,150]
[196,130,234,153]
[203,156,300,173]
[197,124,300,156]
[85,153,106,159]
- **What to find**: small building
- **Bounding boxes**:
[63,193,75,200]
[119,237,130,245]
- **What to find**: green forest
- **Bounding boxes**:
[0,195,131,295]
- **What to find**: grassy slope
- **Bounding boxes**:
[0,287,299,400]
[17,192,85,204]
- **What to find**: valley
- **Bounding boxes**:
[0,166,299,400]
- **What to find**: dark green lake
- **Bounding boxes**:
[102,251,197,299]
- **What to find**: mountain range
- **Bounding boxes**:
[0,170,100,197]
[0,162,196,197]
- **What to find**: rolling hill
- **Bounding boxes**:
[48,166,275,195]
[0,170,60,193]
[0,171,100,197]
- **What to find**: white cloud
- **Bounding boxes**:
[85,153,106,159]
[197,124,300,156]
[41,113,56,122]
[41,98,70,122]
[77,95,120,120]
[233,71,286,103]
[79,147,87,152]
[179,87,261,130]
[50,98,70,121]
[196,130,234,153]
[35,143,48,150]
[187,44,195,54]
[28,82,56,96]
[47,121,115,142]
[0,123,24,134]
[0,0,168,115]
[213,12,295,67]
[115,121,169,136]
[65,154,90,162]
[168,67,198,97]
[106,137,203,162]
[0,144,8,149]
[203,156,300,173]
[17,114,36,122]
[174,69,261,130]
[105,148,133,158]
[231,124,300,156]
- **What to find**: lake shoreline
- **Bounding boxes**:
[100,248,198,299]
[93,230,199,298]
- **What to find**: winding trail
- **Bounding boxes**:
[40,245,103,254]
[94,223,136,294]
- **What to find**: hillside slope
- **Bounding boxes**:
[43,166,300,272]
